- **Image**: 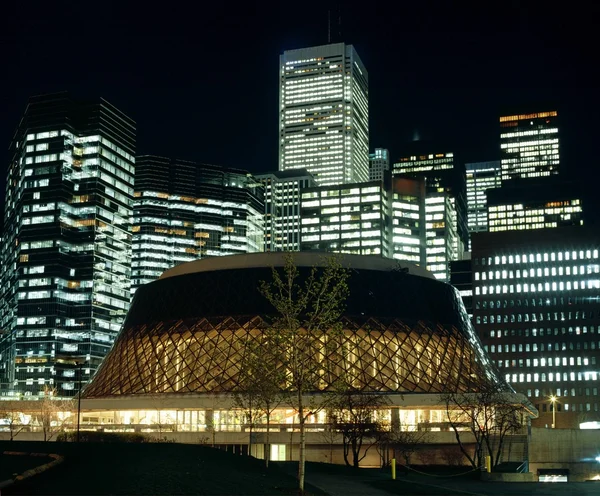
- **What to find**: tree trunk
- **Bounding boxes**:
[353,438,360,468]
[298,396,305,494]
[249,421,253,458]
[265,411,270,468]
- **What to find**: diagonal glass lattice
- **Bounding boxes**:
[83,254,499,399]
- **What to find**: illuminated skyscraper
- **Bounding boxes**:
[465,160,501,242]
[472,227,600,428]
[256,169,316,252]
[390,177,426,266]
[131,156,264,294]
[0,93,135,397]
[499,110,559,182]
[300,181,390,256]
[279,43,369,186]
[487,177,583,233]
[393,146,466,281]
[369,148,390,181]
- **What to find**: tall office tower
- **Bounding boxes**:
[392,146,468,256]
[465,160,501,242]
[369,148,390,181]
[131,156,264,294]
[499,110,559,182]
[279,43,369,186]
[472,227,600,429]
[256,169,316,252]
[425,192,460,281]
[300,181,390,256]
[390,177,426,266]
[487,177,583,233]
[0,93,135,397]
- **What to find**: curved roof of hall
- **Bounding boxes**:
[159,252,435,281]
[127,252,466,331]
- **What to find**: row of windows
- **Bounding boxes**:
[475,248,594,266]
[475,265,598,281]
[475,280,600,295]
[476,311,598,324]
[506,371,598,383]
[477,297,597,310]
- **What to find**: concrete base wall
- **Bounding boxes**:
[529,427,600,481]
[481,472,536,482]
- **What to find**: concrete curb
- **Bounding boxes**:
[0,450,65,490]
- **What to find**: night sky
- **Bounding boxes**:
[2,3,599,187]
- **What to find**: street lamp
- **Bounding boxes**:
[550,396,556,429]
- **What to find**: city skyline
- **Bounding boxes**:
[2,4,597,189]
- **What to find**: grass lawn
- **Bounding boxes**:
[0,441,326,495]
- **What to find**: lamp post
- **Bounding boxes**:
[550,396,556,429]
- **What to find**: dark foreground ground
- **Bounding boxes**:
[0,441,325,495]
[3,442,600,496]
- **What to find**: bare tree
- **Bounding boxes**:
[441,381,525,470]
[375,425,430,469]
[36,387,75,441]
[259,253,350,493]
[319,422,339,464]
[391,428,431,469]
[329,389,388,468]
[0,402,27,441]
[234,337,285,465]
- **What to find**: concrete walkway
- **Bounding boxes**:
[304,471,396,496]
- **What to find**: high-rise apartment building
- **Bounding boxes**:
[499,110,559,182]
[472,227,600,428]
[0,93,135,397]
[487,178,583,233]
[369,148,390,181]
[256,169,316,252]
[279,43,369,186]
[131,156,264,294]
[465,160,501,241]
[300,181,390,256]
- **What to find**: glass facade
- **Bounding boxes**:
[131,156,264,295]
[279,43,369,186]
[472,228,600,425]
[500,111,559,182]
[256,169,316,252]
[0,93,135,397]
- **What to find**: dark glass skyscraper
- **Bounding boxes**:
[131,156,264,294]
[0,93,135,397]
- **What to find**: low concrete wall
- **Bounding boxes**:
[529,427,600,481]
[481,472,536,482]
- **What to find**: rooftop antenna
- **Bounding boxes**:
[327,9,331,44]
